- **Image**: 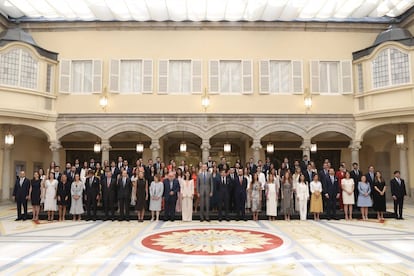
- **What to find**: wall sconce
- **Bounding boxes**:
[201,88,210,111]
[94,141,101,152]
[180,142,187,152]
[99,86,108,111]
[396,133,405,145]
[266,142,274,153]
[223,143,231,153]
[4,131,14,145]
[136,143,144,153]
[310,143,317,152]
[304,96,312,109]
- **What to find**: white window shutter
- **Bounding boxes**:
[209,60,219,94]
[92,60,102,93]
[142,59,153,94]
[310,60,320,94]
[341,60,352,94]
[259,60,270,94]
[109,59,120,93]
[191,59,202,94]
[242,60,253,94]
[59,59,71,93]
[292,60,303,94]
[158,60,168,94]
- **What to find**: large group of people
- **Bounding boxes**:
[12,155,407,223]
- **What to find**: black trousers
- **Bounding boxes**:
[218,191,230,220]
[118,198,130,220]
[326,196,337,218]
[86,196,97,218]
[393,197,404,218]
[164,196,177,220]
[16,198,28,219]
[103,195,115,218]
[235,193,246,219]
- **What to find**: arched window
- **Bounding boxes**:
[372,47,410,89]
[0,48,38,90]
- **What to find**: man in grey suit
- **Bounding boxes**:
[197,164,213,222]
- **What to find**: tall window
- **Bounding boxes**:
[259,60,302,94]
[357,63,363,93]
[209,60,252,94]
[158,60,201,94]
[372,48,410,89]
[110,59,153,93]
[59,59,102,93]
[0,48,38,90]
[310,60,352,94]
[46,64,53,93]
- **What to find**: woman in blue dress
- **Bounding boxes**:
[357,175,372,221]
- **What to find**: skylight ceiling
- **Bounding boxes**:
[0,0,413,22]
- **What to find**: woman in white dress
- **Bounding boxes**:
[80,161,89,185]
[44,172,58,222]
[70,174,84,221]
[297,174,309,220]
[266,174,279,221]
[149,174,164,221]
[341,171,355,220]
[181,171,194,222]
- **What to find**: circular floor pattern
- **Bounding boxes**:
[141,228,284,255]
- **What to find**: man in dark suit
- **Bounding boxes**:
[323,168,340,220]
[304,164,315,184]
[117,170,132,221]
[300,155,310,172]
[12,171,30,221]
[54,165,62,182]
[234,169,248,221]
[85,170,100,221]
[109,161,120,179]
[163,171,180,221]
[228,168,237,212]
[123,160,133,178]
[390,170,407,220]
[350,162,362,208]
[365,165,375,191]
[102,171,117,220]
[216,169,231,221]
[248,158,257,175]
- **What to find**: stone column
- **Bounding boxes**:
[200,139,211,164]
[349,140,362,165]
[101,139,111,164]
[251,139,262,163]
[301,138,311,158]
[49,141,62,165]
[150,139,160,162]
[2,144,12,200]
[398,145,410,197]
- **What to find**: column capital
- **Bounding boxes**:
[101,140,112,151]
[200,141,211,150]
[150,139,160,150]
[398,145,408,151]
[301,138,312,149]
[49,141,62,151]
[251,139,262,150]
[349,140,362,150]
[1,144,13,150]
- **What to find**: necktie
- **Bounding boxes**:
[330,176,334,184]
[240,176,243,185]
[170,181,173,190]
[90,177,93,187]
[222,177,225,185]
[123,178,126,187]
[20,178,23,186]
[107,178,110,188]
[203,173,206,183]
[71,172,74,179]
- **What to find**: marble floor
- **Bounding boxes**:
[0,201,413,276]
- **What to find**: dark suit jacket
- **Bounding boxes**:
[366,172,375,188]
[57,181,71,199]
[248,163,257,174]
[323,175,339,197]
[13,178,30,201]
[123,166,133,178]
[109,166,120,179]
[102,177,117,199]
[319,169,330,189]
[304,170,315,184]
[234,176,247,197]
[390,178,407,199]
[163,178,180,199]
[117,177,132,200]
[215,175,231,194]
[85,176,100,198]
[350,170,362,188]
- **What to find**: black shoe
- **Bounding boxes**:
[206,219,210,222]
[226,218,230,222]
[15,218,22,221]
[218,218,222,222]
[400,217,404,220]
[243,218,248,221]
[200,219,204,222]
